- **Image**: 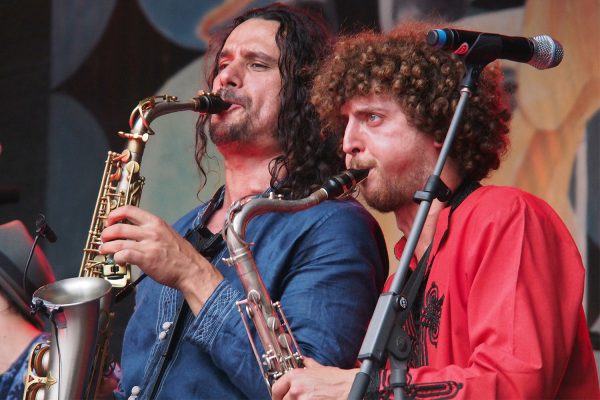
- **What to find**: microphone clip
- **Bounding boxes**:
[35,213,58,243]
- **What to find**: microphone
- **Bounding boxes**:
[23,214,58,294]
[35,214,58,243]
[427,28,563,70]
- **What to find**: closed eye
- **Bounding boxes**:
[250,62,269,70]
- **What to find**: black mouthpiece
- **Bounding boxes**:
[322,169,369,199]
[194,94,231,114]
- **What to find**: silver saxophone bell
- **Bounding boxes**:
[24,277,112,400]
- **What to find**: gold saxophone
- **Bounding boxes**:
[222,169,368,392]
[23,93,230,400]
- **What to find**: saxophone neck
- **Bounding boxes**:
[224,168,369,245]
[127,93,231,136]
[223,190,327,249]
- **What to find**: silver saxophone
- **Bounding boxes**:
[222,168,369,391]
[23,93,230,400]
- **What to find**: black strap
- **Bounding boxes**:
[449,180,481,212]
[396,244,433,327]
[146,187,227,400]
[398,180,480,314]
[427,180,481,275]
[392,181,481,356]
[372,181,480,400]
[147,301,190,400]
[184,225,225,261]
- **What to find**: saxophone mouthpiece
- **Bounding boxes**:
[194,93,231,114]
[322,169,369,199]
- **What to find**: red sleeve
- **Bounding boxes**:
[407,191,598,398]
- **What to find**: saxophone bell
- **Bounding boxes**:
[24,277,113,400]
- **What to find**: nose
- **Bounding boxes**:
[342,118,364,156]
[215,61,242,89]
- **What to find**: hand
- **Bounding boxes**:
[271,358,357,400]
[95,362,121,400]
[99,205,223,314]
[95,374,119,400]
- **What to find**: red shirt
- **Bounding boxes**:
[382,186,599,399]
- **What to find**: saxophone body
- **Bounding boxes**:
[24,277,113,400]
[222,169,368,391]
[23,93,230,400]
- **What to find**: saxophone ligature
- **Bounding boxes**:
[23,92,230,400]
[222,169,369,392]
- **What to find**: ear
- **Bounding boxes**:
[433,140,443,149]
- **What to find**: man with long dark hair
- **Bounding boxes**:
[272,21,599,399]
[101,3,388,399]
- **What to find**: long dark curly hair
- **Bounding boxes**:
[312,20,511,182]
[195,3,345,199]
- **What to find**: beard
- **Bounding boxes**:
[361,164,430,213]
[208,87,257,146]
[209,115,254,146]
[208,88,278,146]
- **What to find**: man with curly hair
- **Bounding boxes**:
[99,3,388,399]
[272,22,599,399]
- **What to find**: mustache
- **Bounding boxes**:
[216,88,251,108]
[348,160,376,171]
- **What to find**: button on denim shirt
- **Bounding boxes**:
[117,189,388,399]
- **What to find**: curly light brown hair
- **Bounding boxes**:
[311,20,511,181]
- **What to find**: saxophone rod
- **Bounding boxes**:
[114,168,369,303]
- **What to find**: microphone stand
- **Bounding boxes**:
[348,37,498,400]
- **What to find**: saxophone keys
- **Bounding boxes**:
[31,342,51,377]
[125,161,140,174]
[277,333,292,350]
[109,167,122,182]
[241,304,254,319]
[222,256,234,266]
[112,149,131,163]
[267,315,281,331]
[247,289,261,304]
[23,342,56,400]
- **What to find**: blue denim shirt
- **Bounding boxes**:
[117,189,388,399]
[0,334,48,400]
